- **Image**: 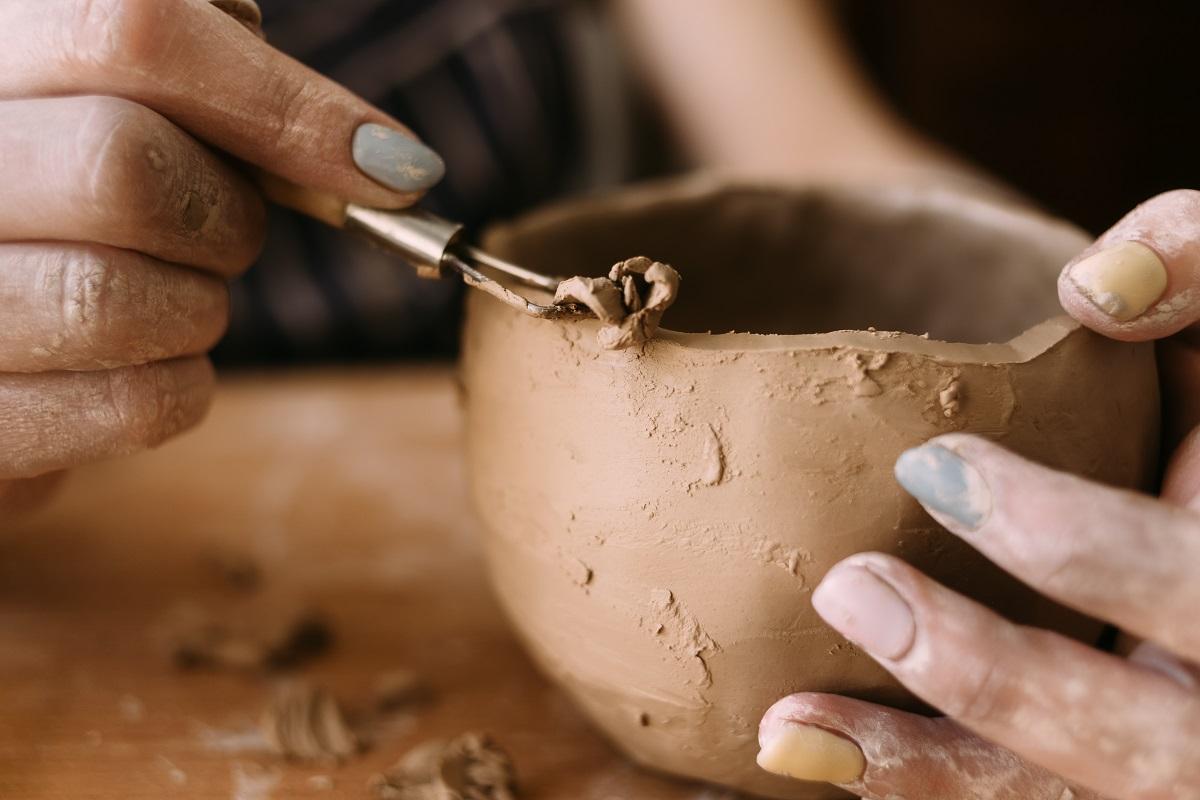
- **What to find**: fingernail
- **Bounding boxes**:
[812,564,915,660]
[1068,241,1168,322]
[894,444,991,529]
[352,124,445,192]
[756,723,865,784]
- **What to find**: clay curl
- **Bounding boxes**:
[553,256,681,350]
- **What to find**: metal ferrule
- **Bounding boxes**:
[344,204,464,278]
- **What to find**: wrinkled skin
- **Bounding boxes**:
[762,191,1200,800]
[0,0,426,515]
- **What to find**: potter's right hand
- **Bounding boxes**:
[0,0,444,515]
[1056,189,1200,462]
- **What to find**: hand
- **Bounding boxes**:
[0,0,443,516]
[756,191,1200,799]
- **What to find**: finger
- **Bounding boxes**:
[1158,337,1200,456]
[1058,189,1200,340]
[0,243,229,372]
[0,96,264,274]
[894,433,1200,663]
[0,472,67,518]
[811,553,1200,799]
[1129,641,1200,691]
[757,693,1099,800]
[208,0,262,34]
[0,358,214,480]
[0,0,443,205]
[1162,423,1200,509]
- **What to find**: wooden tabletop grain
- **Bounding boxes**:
[0,368,738,800]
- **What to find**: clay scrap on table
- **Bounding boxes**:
[261,680,360,762]
[372,668,433,712]
[160,601,331,672]
[554,256,680,350]
[368,732,518,800]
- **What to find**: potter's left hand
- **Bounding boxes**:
[757,190,1200,800]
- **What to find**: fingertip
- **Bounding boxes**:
[1058,190,1200,341]
[351,123,445,195]
[756,695,867,786]
[1161,425,1200,508]
[1057,255,1166,342]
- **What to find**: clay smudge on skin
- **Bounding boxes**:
[554,257,681,350]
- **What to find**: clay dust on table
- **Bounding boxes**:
[554,256,681,350]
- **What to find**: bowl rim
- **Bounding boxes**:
[482,175,1094,365]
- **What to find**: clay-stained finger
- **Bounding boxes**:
[811,553,1200,800]
[0,243,230,372]
[757,693,1101,800]
[0,0,441,207]
[0,358,215,480]
[0,472,67,518]
[895,433,1200,662]
[1058,190,1200,341]
[0,96,264,275]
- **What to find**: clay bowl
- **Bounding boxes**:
[460,179,1159,799]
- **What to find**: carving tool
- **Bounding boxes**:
[258,175,591,321]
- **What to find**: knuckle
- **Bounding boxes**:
[939,654,1007,722]
[79,97,241,259]
[50,248,125,354]
[101,363,211,448]
[1149,188,1200,208]
[262,76,325,153]
[64,0,170,77]
[78,96,167,213]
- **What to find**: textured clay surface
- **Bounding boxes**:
[463,180,1160,799]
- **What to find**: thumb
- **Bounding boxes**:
[757,693,1102,800]
[1058,189,1200,341]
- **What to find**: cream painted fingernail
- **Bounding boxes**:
[1068,241,1168,321]
[812,564,915,660]
[757,723,865,784]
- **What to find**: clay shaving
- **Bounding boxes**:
[161,603,331,672]
[554,256,680,350]
[368,733,518,800]
[261,680,359,762]
[373,669,432,712]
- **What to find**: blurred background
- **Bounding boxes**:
[214,0,1200,367]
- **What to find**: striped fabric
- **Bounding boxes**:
[214,0,631,364]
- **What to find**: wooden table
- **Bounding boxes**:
[0,368,740,800]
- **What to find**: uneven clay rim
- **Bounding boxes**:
[653,314,1082,365]
[488,175,1090,365]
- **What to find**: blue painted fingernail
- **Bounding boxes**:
[352,124,445,192]
[894,444,991,529]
